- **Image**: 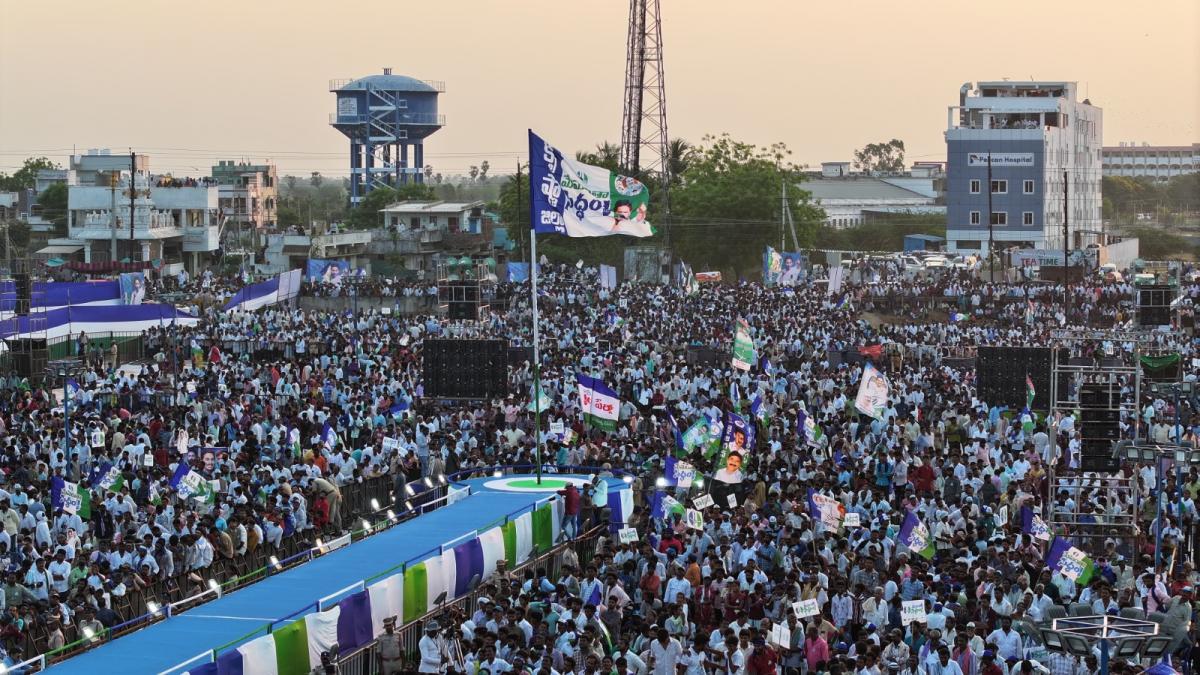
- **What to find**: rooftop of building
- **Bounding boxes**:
[1103,143,1199,152]
[800,177,936,201]
[379,200,485,214]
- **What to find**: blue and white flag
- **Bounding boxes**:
[577,373,620,432]
[65,378,80,400]
[665,409,684,453]
[528,130,653,238]
[750,393,766,423]
[321,420,337,450]
[388,400,411,418]
[170,461,191,490]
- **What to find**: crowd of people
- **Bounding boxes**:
[0,259,1198,674]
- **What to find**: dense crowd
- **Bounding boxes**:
[0,260,1198,674]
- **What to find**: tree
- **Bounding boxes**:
[576,142,620,172]
[434,173,443,184]
[670,134,823,275]
[0,157,59,191]
[468,166,479,183]
[666,138,694,184]
[310,171,323,188]
[38,183,69,236]
[852,139,905,174]
[345,183,433,230]
[285,175,297,191]
[424,165,434,182]
[479,160,490,181]
[346,187,396,230]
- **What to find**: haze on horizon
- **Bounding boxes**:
[1,0,1196,179]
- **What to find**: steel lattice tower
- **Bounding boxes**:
[619,0,671,241]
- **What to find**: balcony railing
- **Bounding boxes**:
[328,113,445,126]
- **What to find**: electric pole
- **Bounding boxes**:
[129,151,137,263]
[987,154,995,281]
[1063,169,1070,316]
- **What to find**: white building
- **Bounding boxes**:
[1102,142,1198,182]
[945,81,1103,254]
[66,172,220,270]
[379,200,485,233]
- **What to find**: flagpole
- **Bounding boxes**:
[530,227,543,485]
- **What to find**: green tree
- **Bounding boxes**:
[576,142,620,172]
[0,157,60,191]
[345,183,433,230]
[670,134,823,275]
[666,138,694,185]
[852,139,905,174]
[38,183,69,236]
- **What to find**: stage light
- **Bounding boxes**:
[423,477,433,488]
[493,469,503,478]
[386,509,397,521]
[146,601,161,615]
[371,498,381,511]
[622,475,633,483]
[405,484,416,496]
[269,556,282,570]
[655,477,667,488]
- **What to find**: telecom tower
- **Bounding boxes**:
[619,0,670,186]
[330,68,445,206]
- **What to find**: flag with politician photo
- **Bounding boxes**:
[529,130,652,238]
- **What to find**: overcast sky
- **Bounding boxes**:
[1,0,1196,179]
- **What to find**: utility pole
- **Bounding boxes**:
[110,171,118,262]
[129,151,137,262]
[987,154,995,280]
[1063,169,1069,316]
[516,162,527,263]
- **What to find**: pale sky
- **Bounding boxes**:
[1,0,1196,179]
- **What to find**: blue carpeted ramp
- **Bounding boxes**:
[46,487,554,674]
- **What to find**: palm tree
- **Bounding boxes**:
[666,138,693,184]
[576,142,621,172]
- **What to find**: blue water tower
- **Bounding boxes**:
[329,68,444,206]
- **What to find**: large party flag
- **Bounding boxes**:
[731,319,756,372]
[798,409,824,447]
[854,362,890,419]
[529,130,653,238]
[577,374,620,432]
[898,511,936,559]
[50,478,91,518]
[93,463,124,493]
[1026,374,1036,409]
[1020,505,1052,541]
[750,393,766,423]
[665,409,685,455]
[1046,536,1095,585]
[528,383,553,413]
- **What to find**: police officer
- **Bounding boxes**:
[377,616,403,674]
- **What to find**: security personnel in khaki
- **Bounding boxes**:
[377,616,403,674]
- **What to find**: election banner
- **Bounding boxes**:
[854,362,890,418]
[529,130,652,238]
[843,512,861,528]
[731,319,756,371]
[692,494,715,510]
[898,510,936,559]
[306,259,350,284]
[618,527,639,544]
[119,272,146,305]
[764,248,807,287]
[663,457,697,488]
[684,509,704,530]
[901,600,927,626]
[792,599,821,618]
[577,373,620,431]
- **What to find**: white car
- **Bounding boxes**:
[923,256,948,269]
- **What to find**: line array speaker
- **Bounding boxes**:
[422,339,508,400]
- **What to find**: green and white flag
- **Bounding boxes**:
[528,384,553,413]
[731,319,756,372]
[59,481,92,519]
[577,374,620,432]
[681,418,711,451]
[98,466,124,494]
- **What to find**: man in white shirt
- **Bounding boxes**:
[647,628,683,675]
[47,550,72,594]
